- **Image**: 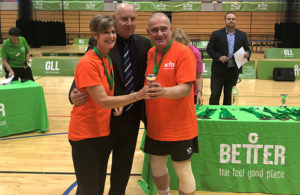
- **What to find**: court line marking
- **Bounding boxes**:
[63,181,77,195]
[0,132,68,141]
[0,128,145,141]
[0,171,141,176]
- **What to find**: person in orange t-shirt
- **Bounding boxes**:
[68,15,148,195]
[144,13,198,195]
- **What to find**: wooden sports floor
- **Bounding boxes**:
[0,46,300,195]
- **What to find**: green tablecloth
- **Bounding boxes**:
[0,81,49,137]
[140,105,300,195]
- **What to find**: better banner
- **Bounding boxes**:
[257,60,300,80]
[222,2,284,12]
[32,1,104,11]
[0,81,49,137]
[31,58,79,76]
[141,105,300,195]
[124,1,201,12]
[265,48,300,59]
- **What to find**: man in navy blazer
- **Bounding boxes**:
[206,12,251,105]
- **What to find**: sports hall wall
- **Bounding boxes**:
[1,1,299,44]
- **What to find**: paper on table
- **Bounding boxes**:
[0,75,14,85]
[234,47,248,69]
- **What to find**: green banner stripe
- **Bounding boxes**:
[42,52,84,57]
[202,60,256,79]
[32,1,104,11]
[28,1,287,11]
[31,58,79,76]
[73,38,89,45]
[257,60,300,80]
[124,1,201,12]
[222,2,285,12]
[265,48,300,59]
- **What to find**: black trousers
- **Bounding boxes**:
[69,137,109,195]
[107,107,141,195]
[209,69,239,105]
[4,66,34,81]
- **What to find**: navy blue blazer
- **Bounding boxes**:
[206,28,251,74]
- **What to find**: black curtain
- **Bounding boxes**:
[275,22,300,48]
[17,0,66,47]
[274,0,300,48]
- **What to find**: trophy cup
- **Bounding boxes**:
[280,94,288,108]
[146,74,157,83]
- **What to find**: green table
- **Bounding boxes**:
[140,105,300,195]
[0,81,49,137]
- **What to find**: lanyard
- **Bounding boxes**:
[153,40,173,76]
[93,47,114,91]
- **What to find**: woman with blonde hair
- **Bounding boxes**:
[172,28,204,105]
[68,14,148,194]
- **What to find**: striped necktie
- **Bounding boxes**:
[123,42,134,111]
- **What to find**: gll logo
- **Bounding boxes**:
[157,2,166,11]
[86,3,96,10]
[45,61,60,71]
[79,39,85,44]
[258,3,268,10]
[183,3,193,11]
[0,103,5,117]
[61,2,69,10]
[133,3,140,10]
[34,2,43,9]
[283,49,294,57]
[231,3,241,10]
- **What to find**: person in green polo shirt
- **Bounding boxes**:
[1,27,34,81]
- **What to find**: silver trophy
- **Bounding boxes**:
[146,74,157,83]
[280,94,288,107]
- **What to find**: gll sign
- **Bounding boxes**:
[183,3,193,11]
[0,103,5,117]
[231,3,241,10]
[258,3,268,10]
[283,49,294,57]
[45,61,60,71]
[133,2,141,10]
[157,2,167,11]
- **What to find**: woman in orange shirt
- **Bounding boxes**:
[68,15,148,195]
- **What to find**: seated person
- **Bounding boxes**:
[1,27,34,82]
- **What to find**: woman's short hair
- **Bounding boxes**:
[172,28,190,46]
[8,27,20,36]
[90,14,115,33]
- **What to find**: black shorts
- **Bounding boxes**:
[144,136,199,162]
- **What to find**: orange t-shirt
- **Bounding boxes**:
[145,41,198,141]
[68,50,114,141]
